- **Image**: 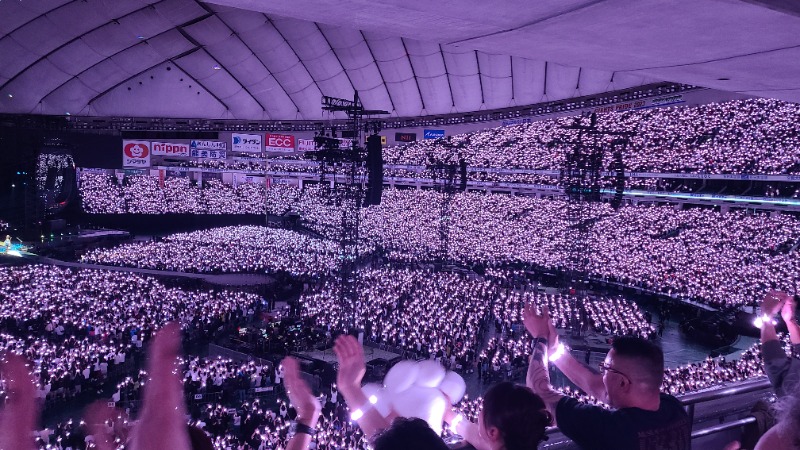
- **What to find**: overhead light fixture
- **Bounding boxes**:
[7,94,11,98]
[213,65,221,70]
[137,35,145,40]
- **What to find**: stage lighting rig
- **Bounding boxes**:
[552,113,631,289]
[316,93,388,331]
[426,145,462,266]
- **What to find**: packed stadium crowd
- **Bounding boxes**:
[15,97,800,450]
[79,173,299,216]
[77,100,800,218]
[23,327,790,450]
[0,258,794,450]
[301,268,491,367]
[365,190,800,307]
[78,183,800,308]
[80,226,346,277]
[0,265,260,336]
[383,98,800,175]
[0,264,261,401]
[23,322,794,450]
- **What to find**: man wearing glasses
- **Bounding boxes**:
[524,304,691,450]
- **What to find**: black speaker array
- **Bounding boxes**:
[459,159,468,191]
[610,150,625,209]
[365,135,384,206]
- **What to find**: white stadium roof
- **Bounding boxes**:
[0,0,797,120]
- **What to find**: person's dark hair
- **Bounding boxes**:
[372,417,449,450]
[187,425,214,450]
[612,336,664,388]
[482,382,551,450]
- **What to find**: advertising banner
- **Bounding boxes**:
[232,133,262,153]
[121,169,147,176]
[270,177,300,187]
[593,100,646,115]
[297,139,316,152]
[501,118,533,127]
[152,141,190,157]
[122,140,151,167]
[337,138,353,149]
[190,140,227,151]
[649,94,684,107]
[233,173,266,186]
[190,149,227,159]
[423,129,446,139]
[166,169,188,178]
[265,134,296,153]
[395,132,417,143]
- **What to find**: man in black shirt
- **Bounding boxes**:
[524,304,691,450]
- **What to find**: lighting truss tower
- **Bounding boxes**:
[319,93,388,330]
[556,114,631,288]
[427,161,459,265]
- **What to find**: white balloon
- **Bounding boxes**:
[361,383,392,417]
[361,383,382,402]
[414,359,446,388]
[384,360,419,393]
[374,390,394,417]
[390,386,447,435]
[437,371,467,404]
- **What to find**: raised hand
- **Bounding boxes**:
[0,354,37,450]
[523,303,559,352]
[331,335,389,439]
[129,323,191,450]
[761,290,788,317]
[84,402,129,450]
[282,357,321,427]
[781,294,796,324]
[333,335,366,394]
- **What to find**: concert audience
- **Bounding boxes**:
[363,190,800,307]
[384,98,800,175]
[80,226,345,277]
[78,184,800,308]
[78,172,303,216]
[302,268,491,367]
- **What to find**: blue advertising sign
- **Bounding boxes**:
[423,129,445,139]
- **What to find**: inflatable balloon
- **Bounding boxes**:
[384,360,419,393]
[437,371,467,404]
[414,359,446,388]
[390,385,447,435]
[361,383,392,417]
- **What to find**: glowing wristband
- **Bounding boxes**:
[754,314,777,329]
[350,394,378,422]
[450,413,464,433]
[548,343,567,362]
